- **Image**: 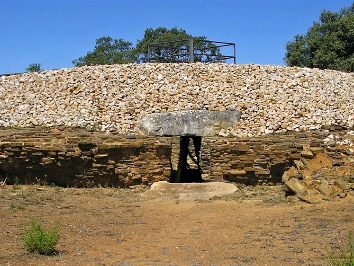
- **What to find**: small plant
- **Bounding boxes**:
[328,230,354,266]
[348,174,354,184]
[21,218,60,255]
[26,63,42,72]
[12,177,21,191]
[10,201,24,210]
[0,177,7,188]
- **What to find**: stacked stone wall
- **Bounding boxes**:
[205,131,331,184]
[0,128,171,187]
[1,128,353,187]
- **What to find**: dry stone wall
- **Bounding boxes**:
[205,131,353,185]
[1,128,353,189]
[0,128,171,187]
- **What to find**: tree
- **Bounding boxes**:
[72,28,225,66]
[26,63,42,72]
[135,27,223,63]
[72,36,135,66]
[285,3,354,72]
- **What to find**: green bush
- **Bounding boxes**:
[21,218,60,255]
[25,63,42,72]
[328,231,354,266]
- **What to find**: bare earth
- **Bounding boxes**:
[0,182,353,266]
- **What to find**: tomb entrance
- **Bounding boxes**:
[139,110,241,183]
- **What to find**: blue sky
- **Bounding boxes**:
[1,0,353,74]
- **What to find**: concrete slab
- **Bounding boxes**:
[142,181,238,201]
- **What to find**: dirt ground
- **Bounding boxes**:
[0,182,353,266]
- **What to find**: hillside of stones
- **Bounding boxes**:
[1,63,353,137]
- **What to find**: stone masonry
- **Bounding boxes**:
[0,127,353,188]
[0,128,171,187]
[0,63,354,189]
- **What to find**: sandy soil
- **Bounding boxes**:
[0,183,353,266]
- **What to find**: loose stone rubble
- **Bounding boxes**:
[1,63,353,137]
[282,146,354,204]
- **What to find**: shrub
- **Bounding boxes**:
[21,218,60,255]
[328,230,354,266]
[26,63,42,72]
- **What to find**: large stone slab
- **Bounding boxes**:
[139,110,241,136]
[142,181,238,201]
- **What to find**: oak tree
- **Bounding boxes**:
[285,3,354,72]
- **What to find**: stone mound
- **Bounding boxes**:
[1,63,353,136]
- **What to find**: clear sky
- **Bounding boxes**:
[1,0,353,74]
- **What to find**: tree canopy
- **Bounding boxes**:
[72,36,135,66]
[135,27,223,63]
[285,3,354,72]
[72,27,224,66]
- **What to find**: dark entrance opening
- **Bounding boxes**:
[171,136,203,183]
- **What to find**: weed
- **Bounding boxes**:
[39,194,53,202]
[21,218,60,255]
[348,174,354,183]
[0,178,7,188]
[328,230,354,266]
[10,201,24,210]
[12,177,21,191]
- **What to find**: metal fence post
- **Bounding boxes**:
[147,39,235,64]
[189,39,194,63]
[148,46,151,63]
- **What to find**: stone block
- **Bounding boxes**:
[285,178,305,194]
[334,178,349,190]
[300,158,311,169]
[297,193,322,204]
[310,147,324,155]
[41,158,52,165]
[317,184,332,197]
[139,110,241,136]
[301,150,314,159]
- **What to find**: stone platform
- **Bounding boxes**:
[142,181,238,201]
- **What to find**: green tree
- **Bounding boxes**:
[72,36,135,66]
[135,27,224,63]
[285,3,354,72]
[26,63,42,72]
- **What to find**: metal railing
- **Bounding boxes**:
[147,39,236,64]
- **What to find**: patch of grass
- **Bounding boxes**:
[21,218,60,255]
[328,230,354,266]
[10,201,24,210]
[39,195,53,202]
[53,186,62,192]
